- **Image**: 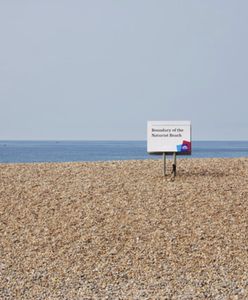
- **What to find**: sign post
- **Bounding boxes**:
[147,121,192,176]
[163,152,166,176]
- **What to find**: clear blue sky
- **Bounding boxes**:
[1,1,248,140]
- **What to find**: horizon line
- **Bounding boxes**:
[0,139,248,142]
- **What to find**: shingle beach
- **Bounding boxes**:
[1,158,248,299]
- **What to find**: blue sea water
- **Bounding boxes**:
[0,141,248,163]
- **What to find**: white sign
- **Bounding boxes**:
[147,121,191,154]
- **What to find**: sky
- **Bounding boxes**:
[0,0,248,140]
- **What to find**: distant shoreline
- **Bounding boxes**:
[0,156,248,166]
[0,140,248,163]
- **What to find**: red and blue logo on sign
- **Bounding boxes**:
[177,140,191,153]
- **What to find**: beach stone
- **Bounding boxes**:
[0,158,248,299]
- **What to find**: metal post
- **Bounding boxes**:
[172,152,177,177]
[163,152,166,176]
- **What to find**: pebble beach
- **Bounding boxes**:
[0,158,248,299]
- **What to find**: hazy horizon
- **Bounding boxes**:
[1,138,248,142]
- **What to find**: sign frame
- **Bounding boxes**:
[147,120,192,176]
[147,120,192,155]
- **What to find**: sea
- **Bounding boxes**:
[0,140,248,164]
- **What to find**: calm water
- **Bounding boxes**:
[0,141,248,163]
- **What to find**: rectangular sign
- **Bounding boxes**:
[147,121,191,154]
